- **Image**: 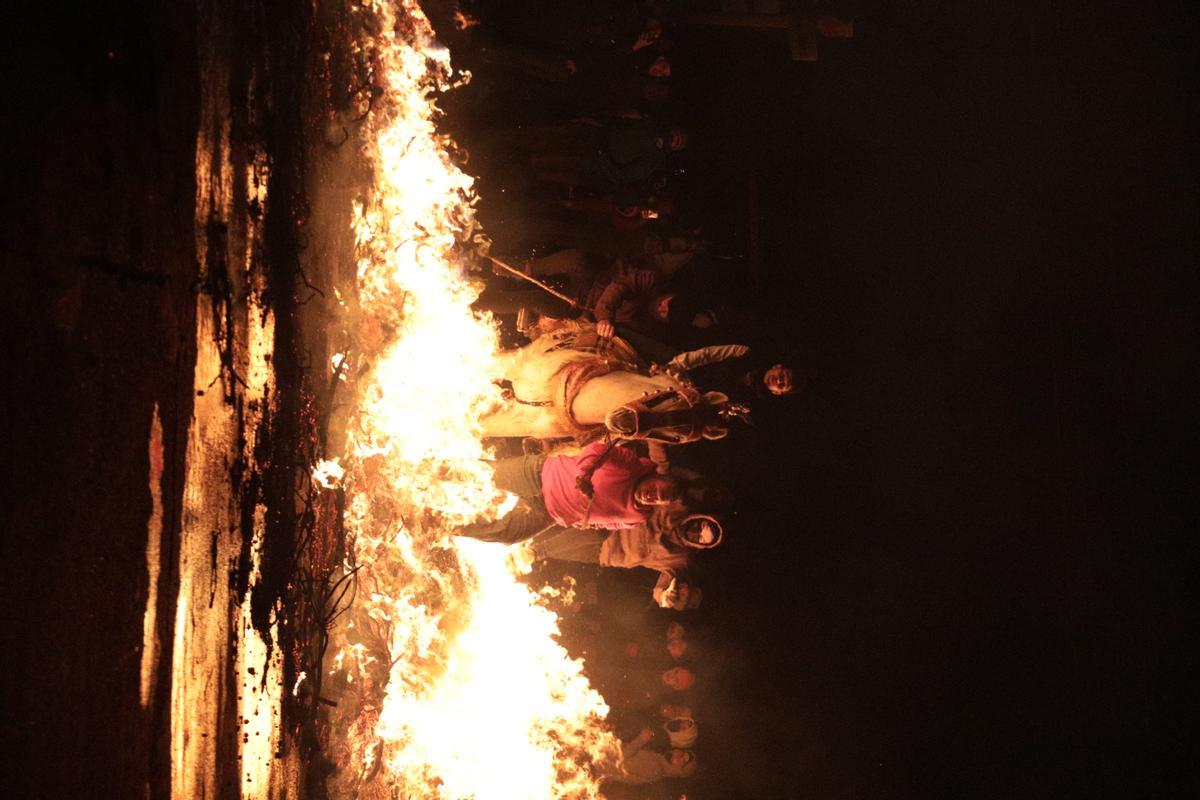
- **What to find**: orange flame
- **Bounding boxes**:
[332,1,619,797]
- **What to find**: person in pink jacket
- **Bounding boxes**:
[457,442,680,544]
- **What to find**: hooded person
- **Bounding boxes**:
[637,512,722,609]
[613,728,698,785]
[528,510,725,609]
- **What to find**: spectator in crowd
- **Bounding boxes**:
[612,727,697,786]
[529,511,724,609]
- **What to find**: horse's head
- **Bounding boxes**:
[603,386,749,444]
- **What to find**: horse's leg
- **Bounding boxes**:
[479,402,566,440]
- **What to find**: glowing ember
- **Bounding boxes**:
[330,1,619,797]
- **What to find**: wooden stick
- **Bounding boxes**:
[487,255,583,310]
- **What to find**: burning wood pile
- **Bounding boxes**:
[309,2,620,797]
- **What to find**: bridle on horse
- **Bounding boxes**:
[604,385,751,445]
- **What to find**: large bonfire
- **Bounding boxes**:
[325,1,619,797]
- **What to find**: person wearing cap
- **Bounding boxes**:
[528,508,724,609]
[456,441,681,544]
[663,715,698,749]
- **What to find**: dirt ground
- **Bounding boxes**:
[2,3,198,796]
[0,1,321,796]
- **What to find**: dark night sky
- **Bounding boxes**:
[658,3,1194,798]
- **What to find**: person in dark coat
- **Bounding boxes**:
[664,345,798,404]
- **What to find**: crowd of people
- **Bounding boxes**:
[443,2,800,795]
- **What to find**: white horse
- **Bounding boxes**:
[481,322,732,443]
